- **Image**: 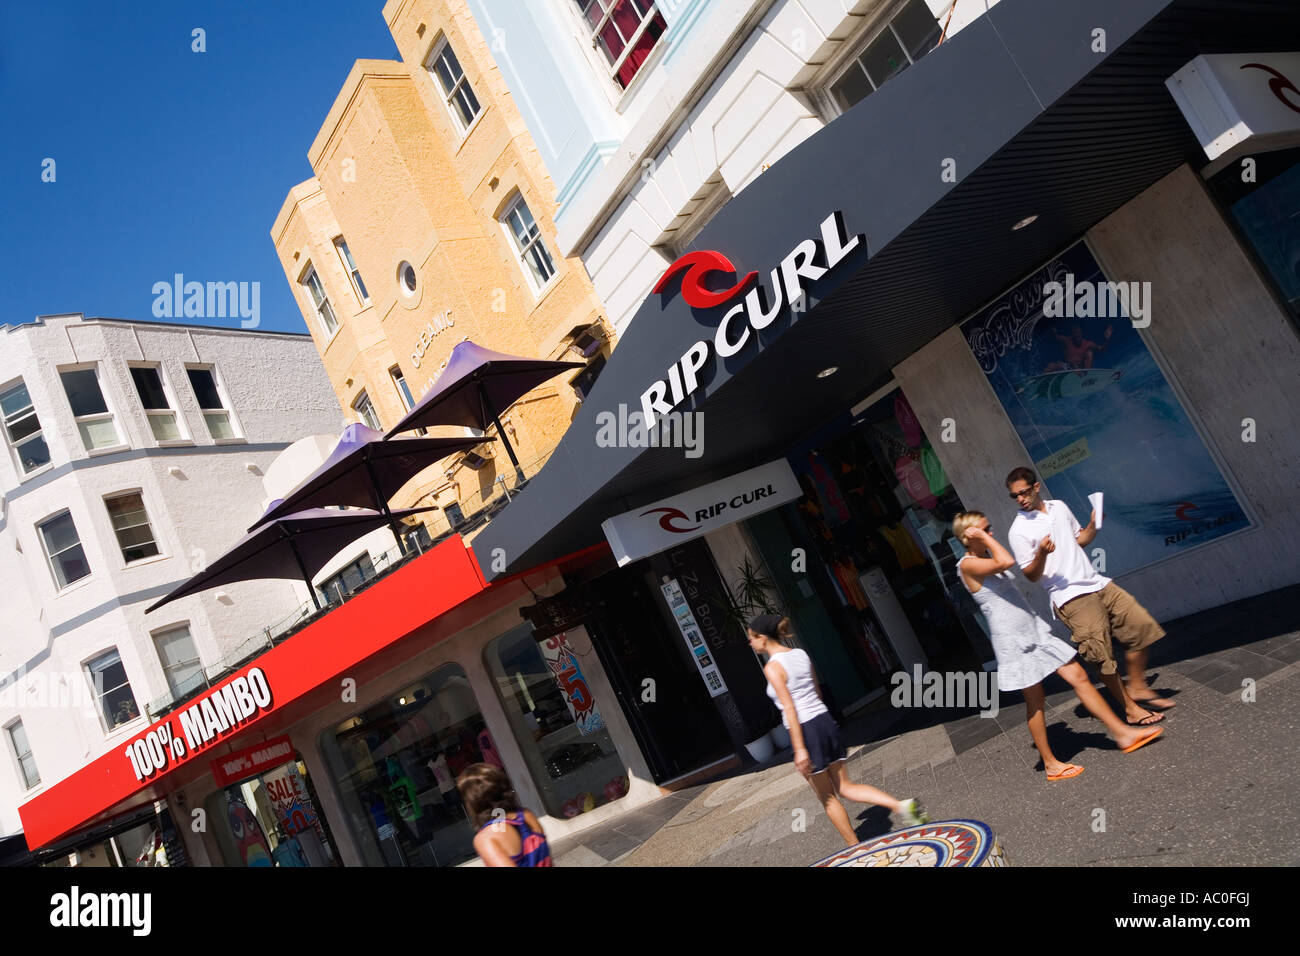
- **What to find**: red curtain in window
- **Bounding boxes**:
[612,3,666,88]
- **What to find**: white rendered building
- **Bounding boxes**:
[458,0,987,333]
[0,314,344,846]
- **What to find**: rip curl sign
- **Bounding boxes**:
[1166,51,1300,168]
[643,211,864,428]
[601,459,801,565]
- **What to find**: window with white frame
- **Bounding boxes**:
[390,366,415,411]
[85,649,140,731]
[153,624,205,700]
[353,390,381,431]
[574,0,667,90]
[501,194,557,292]
[104,491,160,564]
[335,237,370,305]
[0,380,51,475]
[826,0,942,114]
[60,366,121,452]
[38,510,91,589]
[7,720,39,790]
[390,366,428,435]
[301,265,339,337]
[129,365,184,442]
[186,367,238,440]
[427,38,481,134]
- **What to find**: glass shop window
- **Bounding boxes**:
[1206,145,1300,331]
[319,664,499,867]
[485,624,628,820]
[203,756,338,867]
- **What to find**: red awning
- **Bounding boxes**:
[19,534,613,850]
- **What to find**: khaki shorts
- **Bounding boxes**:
[1054,582,1165,675]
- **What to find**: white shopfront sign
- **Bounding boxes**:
[601,459,801,566]
[1166,52,1300,172]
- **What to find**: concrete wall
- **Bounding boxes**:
[894,163,1300,622]
[0,315,344,837]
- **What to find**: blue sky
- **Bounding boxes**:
[1,1,400,334]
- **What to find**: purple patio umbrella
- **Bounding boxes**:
[145,504,436,614]
[249,424,488,547]
[384,340,583,478]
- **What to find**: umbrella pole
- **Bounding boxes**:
[479,379,524,483]
[287,534,323,611]
[363,455,407,554]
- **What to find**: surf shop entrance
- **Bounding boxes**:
[744,385,997,718]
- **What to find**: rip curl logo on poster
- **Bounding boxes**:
[121,667,274,783]
[641,211,865,429]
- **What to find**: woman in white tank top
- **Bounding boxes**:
[747,614,928,847]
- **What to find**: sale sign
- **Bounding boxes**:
[263,762,326,844]
[539,633,605,735]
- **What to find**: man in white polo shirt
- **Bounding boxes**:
[1005,466,1173,727]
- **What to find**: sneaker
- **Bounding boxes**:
[898,798,930,827]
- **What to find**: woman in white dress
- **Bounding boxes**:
[747,614,928,846]
[953,512,1162,780]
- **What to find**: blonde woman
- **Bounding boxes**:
[747,614,927,846]
[953,512,1162,780]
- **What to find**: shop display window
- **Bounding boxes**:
[781,390,995,678]
[320,664,492,867]
[204,757,337,867]
[1207,145,1300,327]
[485,624,628,819]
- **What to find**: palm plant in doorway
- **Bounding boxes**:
[717,555,781,634]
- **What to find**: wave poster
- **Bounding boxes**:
[962,240,1249,575]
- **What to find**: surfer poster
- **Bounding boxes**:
[962,240,1249,575]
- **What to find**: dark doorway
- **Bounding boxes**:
[581,564,733,782]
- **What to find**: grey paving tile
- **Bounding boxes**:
[584,831,641,860]
[954,749,996,783]
[1261,638,1300,666]
[947,719,1001,755]
[929,758,969,794]
[660,799,718,828]
[610,809,673,841]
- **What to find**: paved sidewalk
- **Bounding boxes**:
[548,584,1300,867]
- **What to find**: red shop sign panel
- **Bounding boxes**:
[211,734,296,788]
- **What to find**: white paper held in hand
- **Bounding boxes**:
[1088,492,1104,529]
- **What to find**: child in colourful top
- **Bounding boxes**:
[457,763,553,867]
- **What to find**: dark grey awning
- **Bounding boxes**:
[251,424,483,529]
[145,505,436,613]
[471,0,1299,578]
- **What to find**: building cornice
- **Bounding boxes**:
[1,314,312,339]
[307,59,412,170]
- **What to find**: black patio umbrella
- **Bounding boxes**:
[145,504,437,614]
[249,424,487,547]
[384,340,582,478]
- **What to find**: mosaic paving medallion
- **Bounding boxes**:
[811,819,1008,867]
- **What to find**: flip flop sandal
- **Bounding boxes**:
[1121,727,1164,754]
[1126,709,1165,727]
[1047,764,1084,781]
[1133,696,1175,710]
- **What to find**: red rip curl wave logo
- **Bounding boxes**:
[653,250,758,309]
[641,507,700,534]
[1240,62,1300,115]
